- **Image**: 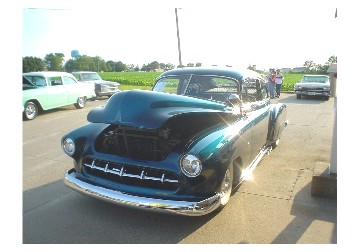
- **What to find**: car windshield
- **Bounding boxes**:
[153,75,238,97]
[301,76,329,83]
[82,73,102,81]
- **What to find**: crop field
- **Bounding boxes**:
[100,72,304,92]
[100,72,160,86]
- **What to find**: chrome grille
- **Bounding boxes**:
[300,87,326,91]
[83,158,179,190]
[102,86,118,92]
[95,125,165,161]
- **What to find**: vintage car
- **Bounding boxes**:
[23,72,95,120]
[294,74,330,100]
[62,67,288,216]
[72,71,120,99]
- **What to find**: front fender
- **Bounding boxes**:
[182,124,240,194]
[267,103,288,144]
[62,123,109,168]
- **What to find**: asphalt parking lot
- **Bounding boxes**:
[22,93,337,244]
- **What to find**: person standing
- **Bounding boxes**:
[267,68,276,98]
[275,69,284,98]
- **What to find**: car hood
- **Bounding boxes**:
[296,82,329,87]
[87,90,231,129]
[94,80,119,86]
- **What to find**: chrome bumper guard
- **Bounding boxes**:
[64,169,221,216]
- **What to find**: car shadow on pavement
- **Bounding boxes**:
[271,181,337,244]
[23,180,218,244]
[276,93,330,105]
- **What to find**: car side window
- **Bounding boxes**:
[242,77,269,103]
[72,74,81,81]
[63,76,77,85]
[27,76,46,87]
[241,77,258,103]
[258,78,269,100]
[48,76,63,86]
[198,77,238,94]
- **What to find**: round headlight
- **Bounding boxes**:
[180,154,202,177]
[62,137,75,156]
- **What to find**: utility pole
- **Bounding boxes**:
[328,63,337,174]
[175,8,182,68]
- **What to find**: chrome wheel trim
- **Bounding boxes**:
[25,104,37,119]
[219,167,232,205]
[78,97,86,107]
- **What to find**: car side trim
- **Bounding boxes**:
[64,169,221,216]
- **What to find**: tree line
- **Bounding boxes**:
[23,53,203,73]
[247,55,337,74]
[302,55,337,74]
[23,53,337,74]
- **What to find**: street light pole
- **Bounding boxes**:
[175,8,182,68]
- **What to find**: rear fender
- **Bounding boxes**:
[267,103,288,145]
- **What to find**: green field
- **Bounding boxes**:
[99,72,160,86]
[100,72,304,92]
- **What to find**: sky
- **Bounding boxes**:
[21,0,340,71]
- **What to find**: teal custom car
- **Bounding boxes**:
[23,72,96,120]
[62,67,288,216]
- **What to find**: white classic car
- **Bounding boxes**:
[72,71,120,99]
[23,72,95,120]
[294,75,330,100]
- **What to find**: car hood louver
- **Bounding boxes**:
[87,90,230,129]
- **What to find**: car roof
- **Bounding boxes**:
[157,67,261,81]
[23,71,76,78]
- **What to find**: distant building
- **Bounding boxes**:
[281,68,291,73]
[291,67,307,73]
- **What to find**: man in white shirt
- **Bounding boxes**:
[275,69,284,98]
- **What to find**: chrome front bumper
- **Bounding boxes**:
[64,169,221,216]
[294,90,330,97]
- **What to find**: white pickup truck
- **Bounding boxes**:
[72,71,120,99]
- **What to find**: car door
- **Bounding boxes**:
[242,77,270,161]
[62,75,82,104]
[46,75,68,108]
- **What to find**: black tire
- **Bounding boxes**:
[324,96,330,101]
[24,101,38,120]
[296,94,301,99]
[218,163,234,210]
[74,96,86,109]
